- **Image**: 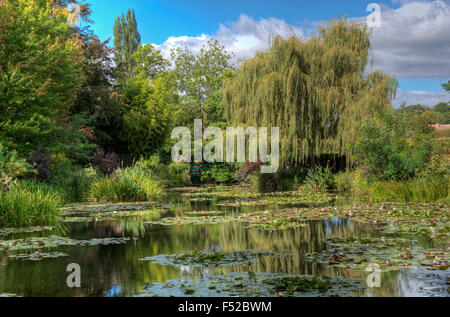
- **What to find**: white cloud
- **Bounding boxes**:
[394,88,450,106]
[369,1,450,78]
[150,2,450,106]
[153,14,305,64]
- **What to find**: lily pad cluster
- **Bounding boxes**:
[137,272,364,297]
[61,201,158,215]
[146,215,232,226]
[140,249,279,267]
[304,237,449,271]
[61,209,162,223]
[8,251,69,261]
[0,226,54,236]
[0,235,135,252]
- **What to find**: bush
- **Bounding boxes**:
[48,154,97,203]
[90,166,163,202]
[92,148,121,175]
[304,166,336,192]
[354,108,433,180]
[370,176,448,202]
[335,169,371,196]
[251,173,278,193]
[249,166,305,193]
[26,144,53,182]
[0,181,62,228]
[0,145,35,180]
[200,163,240,184]
[274,167,306,191]
[135,157,190,187]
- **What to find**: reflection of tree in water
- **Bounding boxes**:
[0,192,418,297]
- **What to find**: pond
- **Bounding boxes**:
[0,187,448,297]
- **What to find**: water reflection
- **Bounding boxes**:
[0,191,447,297]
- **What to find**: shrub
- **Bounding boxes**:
[90,166,163,202]
[416,153,450,178]
[274,167,306,191]
[157,163,190,187]
[200,163,240,184]
[304,166,336,192]
[135,157,190,187]
[251,173,278,193]
[48,154,97,203]
[249,166,305,193]
[0,181,62,228]
[92,148,121,175]
[235,161,266,182]
[26,144,53,182]
[354,108,433,180]
[0,145,35,180]
[335,169,371,196]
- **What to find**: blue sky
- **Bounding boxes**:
[86,0,450,106]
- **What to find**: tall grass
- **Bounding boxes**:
[153,163,190,187]
[371,176,448,202]
[304,166,336,192]
[0,182,62,228]
[135,158,190,187]
[90,167,163,202]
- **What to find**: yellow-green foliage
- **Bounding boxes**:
[335,169,371,196]
[370,176,449,203]
[223,18,397,164]
[90,167,163,202]
[0,182,62,228]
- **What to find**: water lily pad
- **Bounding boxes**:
[136,272,364,297]
[140,250,280,267]
[8,251,69,261]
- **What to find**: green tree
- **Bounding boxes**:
[433,102,450,124]
[442,80,450,92]
[223,18,397,165]
[0,0,84,156]
[120,45,177,159]
[113,8,141,67]
[171,39,233,126]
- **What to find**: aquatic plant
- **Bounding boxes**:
[141,250,278,267]
[370,176,448,202]
[90,167,163,202]
[0,182,62,228]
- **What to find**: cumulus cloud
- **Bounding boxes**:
[394,88,450,106]
[153,14,305,64]
[150,2,450,106]
[369,1,450,78]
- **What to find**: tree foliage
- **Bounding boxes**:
[0,0,85,155]
[354,107,433,180]
[171,39,233,126]
[113,8,141,66]
[120,45,177,159]
[223,18,398,165]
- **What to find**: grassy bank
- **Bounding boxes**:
[0,182,62,228]
[371,176,449,203]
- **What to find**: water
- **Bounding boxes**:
[0,190,448,297]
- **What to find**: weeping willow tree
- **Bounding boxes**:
[223,18,398,165]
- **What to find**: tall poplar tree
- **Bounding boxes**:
[113,8,141,66]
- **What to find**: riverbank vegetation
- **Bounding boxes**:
[0,0,448,229]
